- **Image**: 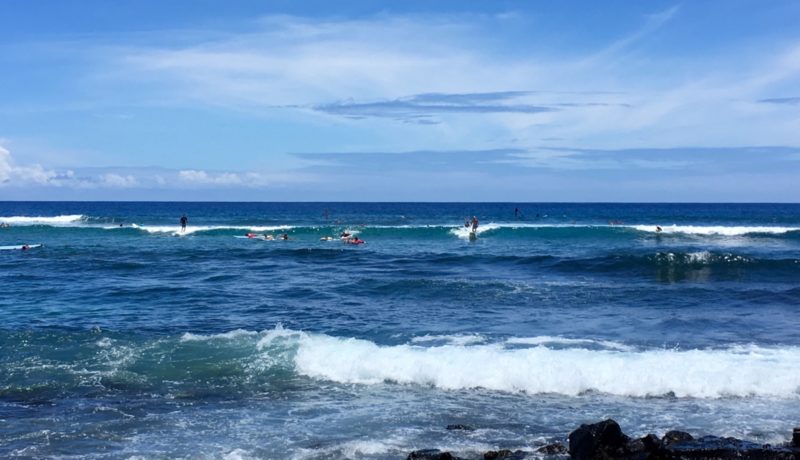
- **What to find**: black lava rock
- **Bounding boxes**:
[407,449,464,460]
[483,449,527,459]
[569,419,630,459]
[661,430,694,447]
[663,435,797,459]
[641,433,662,452]
[447,424,476,431]
[536,443,567,454]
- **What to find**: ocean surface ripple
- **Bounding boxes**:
[1,202,799,458]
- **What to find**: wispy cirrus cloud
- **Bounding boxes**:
[292,146,800,173]
[312,91,632,123]
[97,9,800,152]
[758,97,800,105]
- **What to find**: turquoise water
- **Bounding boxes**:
[1,202,799,458]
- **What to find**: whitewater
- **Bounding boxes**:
[1,202,799,458]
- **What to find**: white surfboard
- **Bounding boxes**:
[0,244,42,250]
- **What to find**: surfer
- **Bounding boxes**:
[180,214,188,233]
[21,244,30,251]
[464,218,470,228]
[656,226,663,233]
[281,233,289,240]
[471,216,479,232]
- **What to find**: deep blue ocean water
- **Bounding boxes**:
[1,202,799,459]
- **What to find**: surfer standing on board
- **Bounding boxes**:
[180,214,188,233]
[471,216,479,232]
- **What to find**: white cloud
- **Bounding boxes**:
[99,173,138,188]
[1,145,277,190]
[0,145,66,186]
[178,169,268,187]
[0,146,11,182]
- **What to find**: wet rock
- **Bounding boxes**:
[641,434,662,452]
[663,435,797,459]
[410,421,800,460]
[625,437,646,455]
[568,425,596,460]
[568,419,629,460]
[484,450,512,460]
[483,449,527,459]
[447,424,476,431]
[661,430,694,446]
[536,443,567,454]
[407,449,464,460]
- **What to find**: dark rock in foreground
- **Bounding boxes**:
[447,424,476,431]
[567,419,799,460]
[483,449,527,459]
[408,420,800,460]
[407,449,466,460]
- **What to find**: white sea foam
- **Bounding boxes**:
[289,431,420,460]
[223,449,253,460]
[631,225,799,236]
[276,332,800,398]
[505,336,634,351]
[180,329,259,342]
[450,223,502,239]
[411,334,486,346]
[0,214,84,225]
[134,225,294,236]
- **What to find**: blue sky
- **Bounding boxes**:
[0,0,798,201]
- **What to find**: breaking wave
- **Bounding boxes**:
[4,327,799,400]
[0,214,85,225]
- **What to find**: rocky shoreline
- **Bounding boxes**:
[408,419,800,460]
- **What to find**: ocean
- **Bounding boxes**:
[1,202,798,459]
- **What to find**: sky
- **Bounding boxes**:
[0,0,799,201]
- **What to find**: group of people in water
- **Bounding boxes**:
[245,232,291,241]
[241,231,365,244]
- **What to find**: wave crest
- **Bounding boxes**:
[0,214,84,225]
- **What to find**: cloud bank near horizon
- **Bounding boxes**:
[2,144,798,202]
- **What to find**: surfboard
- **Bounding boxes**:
[0,244,42,250]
